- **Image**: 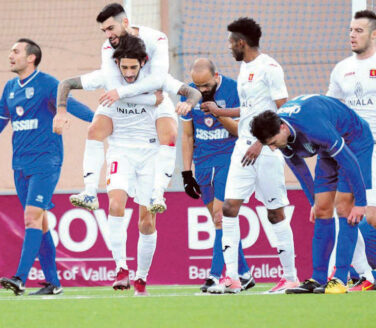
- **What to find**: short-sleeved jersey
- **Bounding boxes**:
[278,94,373,206]
[180,75,239,167]
[237,53,288,142]
[100,25,169,96]
[327,52,376,138]
[0,70,93,174]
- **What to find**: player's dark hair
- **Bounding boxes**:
[355,10,376,30]
[17,38,42,67]
[251,110,282,144]
[96,3,126,23]
[113,34,147,64]
[227,17,262,48]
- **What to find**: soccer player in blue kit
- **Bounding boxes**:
[0,39,93,295]
[181,58,254,292]
[251,94,373,294]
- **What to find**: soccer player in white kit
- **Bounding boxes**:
[54,34,201,295]
[67,3,177,213]
[202,18,299,294]
[327,9,376,291]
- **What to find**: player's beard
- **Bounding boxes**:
[201,83,217,102]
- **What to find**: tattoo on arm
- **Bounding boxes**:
[178,84,202,108]
[57,77,83,108]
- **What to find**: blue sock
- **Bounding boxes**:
[372,270,376,281]
[16,228,43,284]
[335,217,358,284]
[312,218,335,285]
[39,231,60,287]
[210,229,224,278]
[349,266,360,281]
[238,240,250,276]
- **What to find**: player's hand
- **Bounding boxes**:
[201,101,219,117]
[309,206,315,223]
[241,140,263,166]
[99,89,120,107]
[53,111,69,135]
[347,206,365,225]
[154,90,164,106]
[176,102,192,116]
[182,170,201,199]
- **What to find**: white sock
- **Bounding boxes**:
[83,139,104,196]
[272,219,297,282]
[135,231,157,281]
[352,230,374,283]
[222,216,240,280]
[153,145,176,193]
[108,215,128,272]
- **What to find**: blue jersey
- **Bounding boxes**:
[278,94,373,206]
[0,70,93,174]
[180,75,239,167]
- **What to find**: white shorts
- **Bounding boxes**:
[156,94,178,122]
[106,146,158,206]
[367,146,376,206]
[225,139,289,209]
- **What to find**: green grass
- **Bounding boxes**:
[0,284,374,328]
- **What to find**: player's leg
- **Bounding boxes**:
[106,154,132,290]
[70,113,113,210]
[254,150,298,293]
[149,97,178,213]
[108,189,130,290]
[134,206,157,296]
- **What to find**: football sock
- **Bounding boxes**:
[351,228,374,283]
[38,231,60,286]
[153,145,176,193]
[312,218,335,285]
[358,219,376,273]
[335,217,358,284]
[272,219,297,281]
[238,240,250,276]
[222,216,240,280]
[210,229,224,278]
[83,139,104,196]
[16,228,43,284]
[108,215,128,271]
[135,231,157,281]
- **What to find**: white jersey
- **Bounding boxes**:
[101,25,169,97]
[327,52,376,138]
[81,70,181,153]
[237,53,288,143]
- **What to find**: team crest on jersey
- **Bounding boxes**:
[16,106,24,116]
[204,117,214,127]
[370,69,376,77]
[25,87,34,99]
[248,73,254,82]
[9,92,14,99]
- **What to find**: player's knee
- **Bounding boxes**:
[138,216,155,234]
[24,208,43,228]
[108,199,125,217]
[267,208,285,224]
[157,120,178,145]
[212,209,223,229]
[366,215,376,229]
[335,200,353,218]
[87,124,103,141]
[314,202,334,218]
[222,201,238,217]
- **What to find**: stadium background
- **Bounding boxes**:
[1,0,370,193]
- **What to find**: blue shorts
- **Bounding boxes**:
[195,162,230,205]
[14,167,61,210]
[314,146,372,194]
[359,219,376,269]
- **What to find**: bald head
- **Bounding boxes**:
[191,58,216,75]
[190,58,219,101]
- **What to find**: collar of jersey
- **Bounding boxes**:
[18,70,39,88]
[280,118,296,143]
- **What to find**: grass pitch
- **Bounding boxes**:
[0,284,374,328]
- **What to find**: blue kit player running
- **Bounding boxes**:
[0,39,93,295]
[181,58,254,292]
[251,94,373,294]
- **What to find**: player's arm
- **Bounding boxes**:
[326,65,345,100]
[176,84,202,115]
[267,62,289,108]
[217,117,238,136]
[100,35,169,105]
[181,119,201,199]
[0,86,10,134]
[201,101,240,117]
